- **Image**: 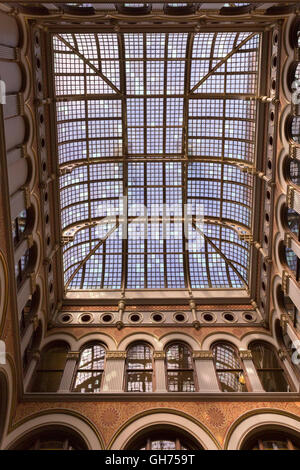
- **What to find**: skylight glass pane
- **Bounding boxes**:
[52,31,260,292]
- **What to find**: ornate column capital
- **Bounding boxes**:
[280,313,289,332]
[278,349,288,361]
[282,270,290,296]
[106,351,127,360]
[153,351,166,360]
[67,351,80,361]
[287,185,295,209]
[239,349,252,360]
[284,232,292,249]
[30,349,41,362]
[193,350,214,360]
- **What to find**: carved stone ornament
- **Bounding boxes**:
[193,350,214,360]
[106,351,127,360]
[239,350,252,360]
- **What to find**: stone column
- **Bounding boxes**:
[23,349,40,391]
[153,351,167,392]
[58,351,80,393]
[239,350,264,392]
[193,351,220,392]
[278,349,300,392]
[102,351,126,392]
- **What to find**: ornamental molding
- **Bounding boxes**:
[106,351,127,360]
[153,351,166,360]
[239,350,252,360]
[193,350,213,360]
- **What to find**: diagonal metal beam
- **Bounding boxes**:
[55,33,122,94]
[65,222,119,290]
[191,221,248,287]
[190,32,256,93]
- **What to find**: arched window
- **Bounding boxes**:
[289,159,300,186]
[249,341,291,392]
[242,430,300,450]
[12,209,27,246]
[125,427,202,450]
[30,341,69,392]
[73,343,106,393]
[15,249,30,289]
[275,320,300,375]
[11,428,88,450]
[290,116,300,144]
[165,343,195,392]
[126,343,153,392]
[23,321,42,375]
[285,208,300,237]
[284,246,300,279]
[212,342,248,392]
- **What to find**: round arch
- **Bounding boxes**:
[3,411,103,450]
[160,332,200,351]
[202,332,242,350]
[109,410,220,450]
[225,410,300,450]
[118,332,161,351]
[77,332,116,351]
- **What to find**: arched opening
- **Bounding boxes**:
[125,425,203,450]
[23,320,43,375]
[165,342,195,392]
[211,341,248,392]
[126,343,153,392]
[20,286,40,337]
[9,426,88,450]
[241,426,300,450]
[249,341,292,392]
[29,341,69,392]
[72,342,106,393]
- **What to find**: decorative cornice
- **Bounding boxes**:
[193,350,213,360]
[106,351,127,360]
[239,350,252,360]
[153,351,166,360]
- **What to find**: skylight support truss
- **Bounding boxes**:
[51,30,261,293]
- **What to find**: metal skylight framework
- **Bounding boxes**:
[52,31,260,293]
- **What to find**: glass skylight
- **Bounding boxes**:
[52,31,260,292]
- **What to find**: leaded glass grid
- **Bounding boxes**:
[52,31,260,292]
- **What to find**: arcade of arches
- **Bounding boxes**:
[2,0,300,451]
